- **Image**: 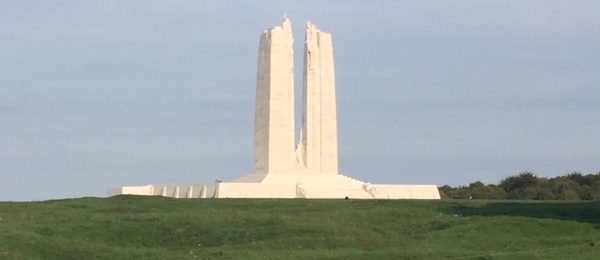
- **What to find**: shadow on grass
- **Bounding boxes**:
[444,201,600,229]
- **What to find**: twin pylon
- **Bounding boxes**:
[253,18,338,175]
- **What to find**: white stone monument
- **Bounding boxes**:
[108,17,441,200]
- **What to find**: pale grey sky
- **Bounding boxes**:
[1,1,599,201]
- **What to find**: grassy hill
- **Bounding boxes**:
[0,196,598,259]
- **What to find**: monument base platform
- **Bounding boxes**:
[107,174,440,200]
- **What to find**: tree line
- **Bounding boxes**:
[439,171,600,200]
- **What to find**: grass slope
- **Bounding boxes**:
[0,196,598,259]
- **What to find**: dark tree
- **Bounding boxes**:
[499,172,542,200]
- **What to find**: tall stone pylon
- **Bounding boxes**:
[253,18,296,174]
[296,22,339,174]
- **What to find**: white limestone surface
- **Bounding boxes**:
[108,175,440,199]
[108,184,219,198]
[107,17,441,200]
[296,22,338,175]
[253,18,296,175]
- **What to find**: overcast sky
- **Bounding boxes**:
[2,1,599,201]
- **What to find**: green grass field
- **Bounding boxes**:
[0,196,598,259]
